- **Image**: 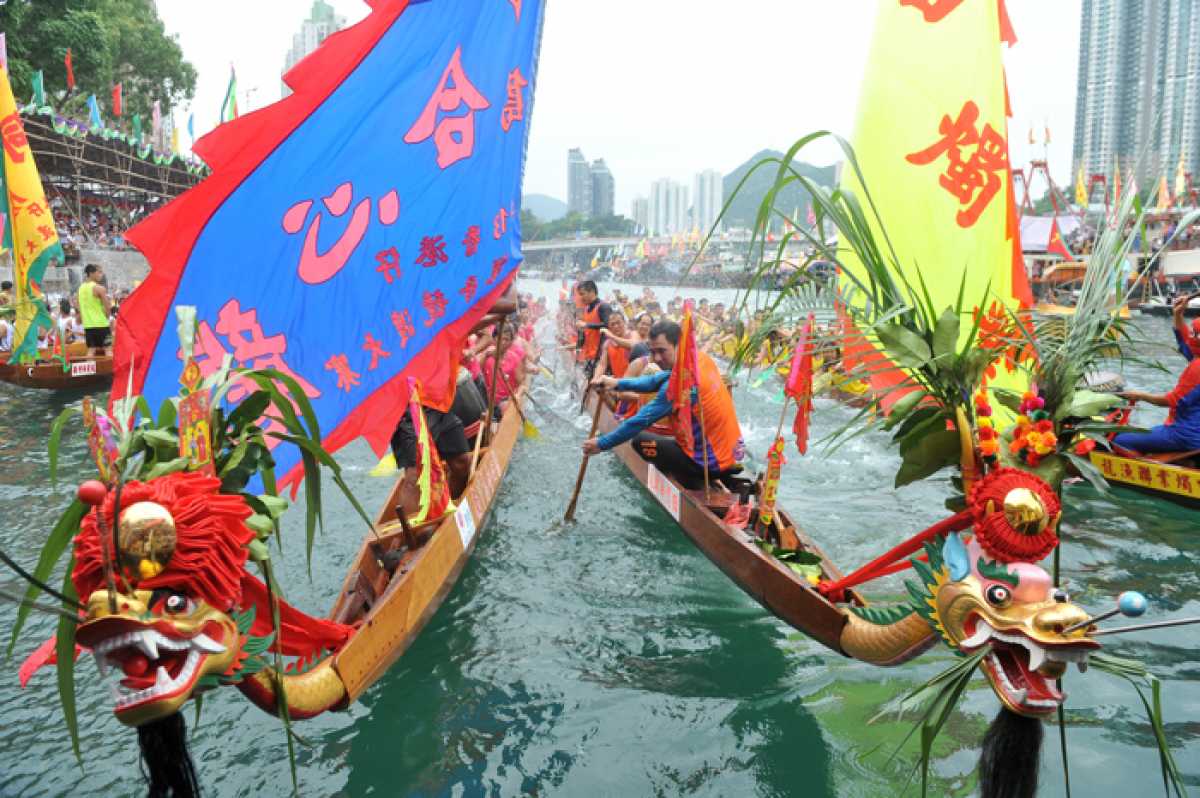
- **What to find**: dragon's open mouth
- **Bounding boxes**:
[959,616,1098,716]
[78,619,226,717]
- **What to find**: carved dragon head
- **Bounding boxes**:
[65,471,350,726]
[915,468,1098,716]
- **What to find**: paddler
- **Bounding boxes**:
[582,320,745,489]
[1115,349,1200,454]
[573,280,611,380]
[595,313,634,378]
[390,285,516,521]
[1170,292,1200,360]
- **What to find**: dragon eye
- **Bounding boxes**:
[164,594,192,615]
[985,584,1011,607]
[1052,588,1069,604]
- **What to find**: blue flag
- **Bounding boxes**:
[86,94,102,129]
[187,112,194,143]
[114,0,544,492]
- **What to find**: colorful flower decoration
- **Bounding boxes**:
[1007,391,1057,467]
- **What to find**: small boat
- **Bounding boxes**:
[0,353,113,390]
[1088,447,1200,508]
[584,389,854,652]
[329,382,530,699]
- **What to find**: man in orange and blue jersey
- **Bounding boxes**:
[582,320,744,489]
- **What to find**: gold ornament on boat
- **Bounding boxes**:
[1002,487,1047,536]
[117,501,177,581]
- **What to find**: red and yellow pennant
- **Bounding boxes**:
[783,313,815,454]
[667,304,701,456]
[406,376,452,524]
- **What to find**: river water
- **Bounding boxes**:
[0,280,1196,797]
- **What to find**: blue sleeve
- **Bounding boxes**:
[615,370,669,393]
[597,383,671,450]
[1173,327,1195,362]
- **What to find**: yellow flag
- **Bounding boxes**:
[0,65,62,362]
[1112,156,1121,204]
[1156,174,1171,211]
[635,238,645,258]
[1175,156,1187,201]
[839,0,1029,406]
[1074,166,1088,207]
[171,125,180,155]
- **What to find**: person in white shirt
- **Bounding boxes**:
[0,319,12,352]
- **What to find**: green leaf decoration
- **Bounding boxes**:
[47,405,80,487]
[1055,389,1121,421]
[1062,451,1110,494]
[242,632,277,657]
[875,323,932,370]
[232,605,257,635]
[1089,653,1187,797]
[144,457,191,480]
[54,559,81,764]
[8,500,86,657]
[156,397,178,431]
[881,389,927,432]
[930,308,960,362]
[895,429,960,488]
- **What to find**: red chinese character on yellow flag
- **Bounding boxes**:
[905,100,1008,228]
[501,67,528,132]
[325,353,361,391]
[898,0,965,22]
[0,113,30,163]
[403,46,491,169]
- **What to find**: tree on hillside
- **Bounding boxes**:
[0,0,196,118]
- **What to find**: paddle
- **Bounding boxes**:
[564,386,604,522]
[495,367,540,439]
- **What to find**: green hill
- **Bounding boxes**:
[721,150,837,229]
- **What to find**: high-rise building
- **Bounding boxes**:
[590,159,615,217]
[1073,0,1200,187]
[567,148,592,217]
[692,169,724,234]
[648,178,689,236]
[631,197,649,233]
[282,1,346,97]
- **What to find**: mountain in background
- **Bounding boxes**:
[722,150,838,229]
[524,193,568,221]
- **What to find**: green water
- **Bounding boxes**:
[0,285,1196,797]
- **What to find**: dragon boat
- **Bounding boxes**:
[1088,447,1200,508]
[0,351,114,390]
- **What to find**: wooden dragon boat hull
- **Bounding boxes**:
[1089,448,1200,508]
[0,353,113,390]
[329,382,529,702]
[585,389,853,653]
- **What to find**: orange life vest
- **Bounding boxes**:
[671,351,744,471]
[580,301,602,361]
[606,340,630,377]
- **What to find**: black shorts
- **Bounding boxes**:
[390,407,470,468]
[84,327,109,348]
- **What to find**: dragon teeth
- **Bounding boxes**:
[1026,643,1047,672]
[959,622,993,649]
[190,634,225,654]
[135,631,159,661]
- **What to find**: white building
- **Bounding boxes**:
[282,1,346,97]
[648,178,689,236]
[1073,0,1200,185]
[692,169,724,234]
[630,197,649,233]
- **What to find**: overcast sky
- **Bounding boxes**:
[158,0,1081,215]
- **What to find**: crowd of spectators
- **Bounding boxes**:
[51,203,138,258]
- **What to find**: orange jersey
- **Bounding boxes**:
[580,301,603,360]
[606,340,631,377]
